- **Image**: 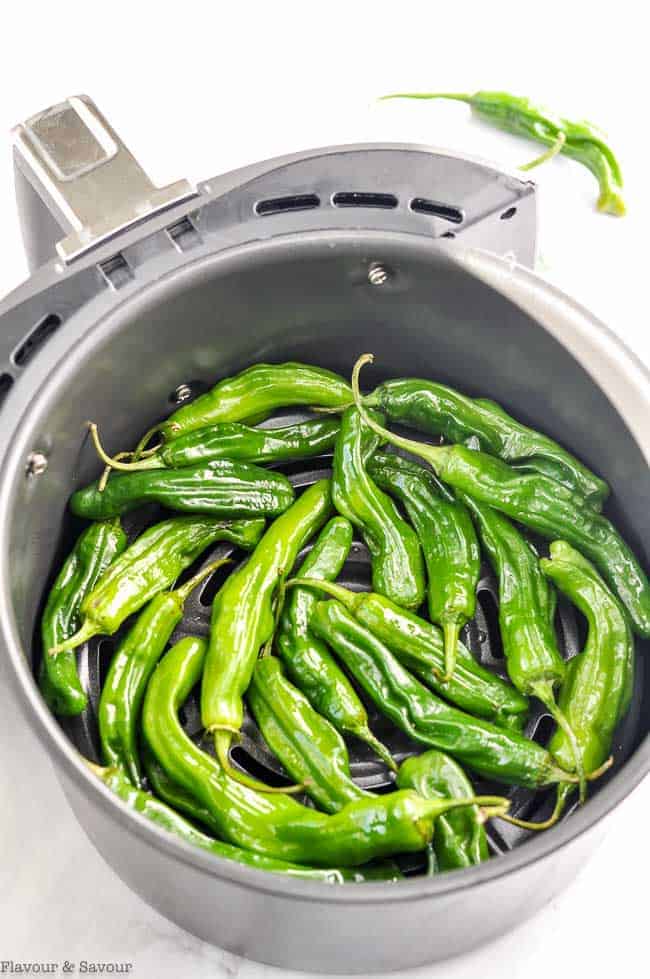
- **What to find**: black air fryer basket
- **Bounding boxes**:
[0,96,648,974]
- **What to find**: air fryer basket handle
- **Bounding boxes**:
[12,95,195,269]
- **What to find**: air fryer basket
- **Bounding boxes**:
[0,98,648,973]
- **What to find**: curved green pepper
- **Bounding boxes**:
[71,456,295,521]
[248,655,370,813]
[145,636,509,866]
[49,515,265,655]
[91,761,400,883]
[397,751,489,870]
[364,377,608,508]
[154,362,353,445]
[276,517,396,768]
[460,495,586,798]
[99,557,230,787]
[353,359,650,638]
[100,418,341,472]
[369,451,480,678]
[310,599,576,790]
[201,480,332,788]
[542,541,635,814]
[39,519,127,716]
[142,738,402,881]
[287,578,528,731]
[381,91,625,216]
[332,407,425,609]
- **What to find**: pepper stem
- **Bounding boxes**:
[213,729,308,795]
[425,795,510,821]
[531,680,587,804]
[441,620,460,682]
[260,571,288,658]
[379,92,473,104]
[173,557,232,604]
[285,576,361,611]
[498,782,570,832]
[356,725,398,773]
[351,355,445,472]
[48,617,99,656]
[133,423,164,459]
[88,423,163,474]
[521,130,566,171]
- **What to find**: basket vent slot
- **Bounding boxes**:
[500,206,517,220]
[410,198,464,224]
[12,314,62,368]
[0,372,14,408]
[255,194,320,216]
[99,254,133,290]
[332,191,398,209]
[166,216,201,252]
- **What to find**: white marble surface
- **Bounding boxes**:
[1,4,648,977]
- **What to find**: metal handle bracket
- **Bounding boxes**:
[12,95,195,263]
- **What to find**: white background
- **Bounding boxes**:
[0,3,648,977]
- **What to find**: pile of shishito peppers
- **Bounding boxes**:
[40,356,645,881]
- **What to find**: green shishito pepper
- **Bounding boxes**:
[397,751,489,871]
[310,599,577,790]
[461,495,585,798]
[381,91,625,216]
[98,418,341,473]
[91,760,400,883]
[39,519,127,716]
[248,656,370,814]
[144,636,509,866]
[71,452,295,521]
[352,356,650,638]
[364,377,608,508]
[201,480,333,789]
[542,541,635,815]
[286,578,528,730]
[277,517,396,768]
[99,557,230,787]
[48,515,265,655]
[369,451,480,678]
[142,362,353,449]
[332,407,425,609]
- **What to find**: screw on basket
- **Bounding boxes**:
[25,451,48,476]
[368,264,391,286]
[171,383,193,405]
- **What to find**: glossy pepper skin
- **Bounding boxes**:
[543,542,635,779]
[288,578,528,730]
[140,738,403,883]
[49,516,265,655]
[364,378,608,508]
[353,383,650,638]
[201,480,332,779]
[332,407,425,609]
[70,459,295,521]
[397,751,489,870]
[382,92,625,216]
[145,637,508,866]
[310,599,575,789]
[462,496,564,696]
[39,520,127,716]
[118,419,341,471]
[369,451,480,678]
[93,762,399,883]
[99,558,229,787]
[248,656,370,813]
[276,518,396,768]
[160,363,353,443]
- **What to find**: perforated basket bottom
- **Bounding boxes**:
[47,415,644,876]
